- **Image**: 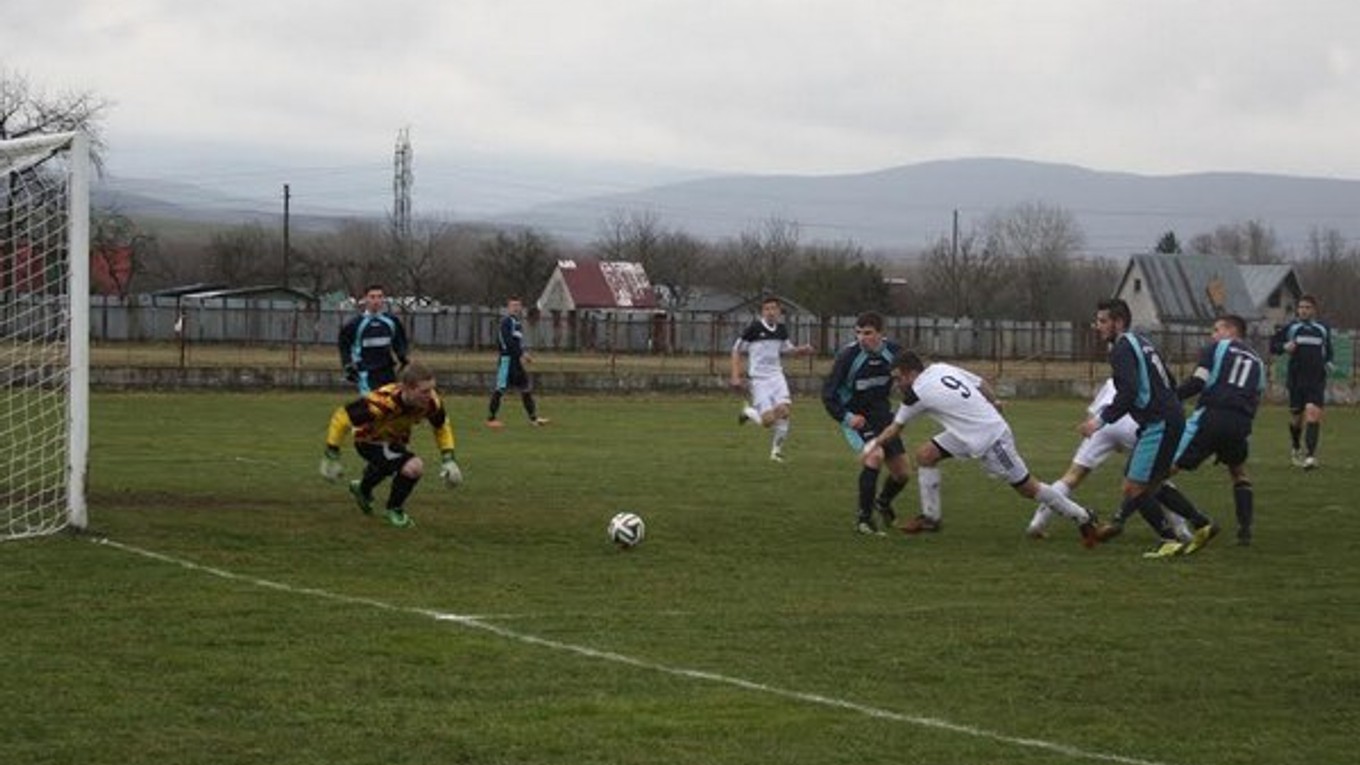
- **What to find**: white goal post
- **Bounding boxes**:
[1,132,90,540]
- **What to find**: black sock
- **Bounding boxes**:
[1289,422,1302,450]
[488,391,504,419]
[1155,483,1211,529]
[388,472,418,510]
[858,467,880,520]
[360,465,384,497]
[522,392,538,420]
[1233,481,1254,538]
[877,475,909,508]
[1122,492,1177,540]
[1305,422,1320,456]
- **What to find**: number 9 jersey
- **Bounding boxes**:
[891,363,1009,459]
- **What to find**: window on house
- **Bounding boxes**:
[1134,278,1142,293]
[1268,290,1280,308]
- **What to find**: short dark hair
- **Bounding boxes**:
[760,295,781,307]
[1217,314,1247,337]
[363,283,385,294]
[1097,298,1132,327]
[1299,294,1318,309]
[855,311,884,332]
[894,350,926,373]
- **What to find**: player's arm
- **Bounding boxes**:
[862,390,923,457]
[1177,344,1216,400]
[391,314,410,367]
[337,318,356,369]
[729,337,747,388]
[821,348,854,423]
[428,400,462,486]
[320,399,367,481]
[1101,341,1139,425]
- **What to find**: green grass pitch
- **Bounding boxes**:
[3,392,1358,765]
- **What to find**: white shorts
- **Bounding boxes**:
[749,375,792,416]
[934,429,1031,485]
[1072,418,1138,469]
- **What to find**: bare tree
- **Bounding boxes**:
[790,242,888,316]
[0,67,111,161]
[920,229,1006,318]
[717,216,801,297]
[1188,220,1286,264]
[472,229,559,305]
[1297,227,1360,328]
[983,201,1085,321]
[206,222,280,285]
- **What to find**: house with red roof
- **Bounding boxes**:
[535,259,663,351]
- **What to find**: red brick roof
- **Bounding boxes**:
[543,259,658,310]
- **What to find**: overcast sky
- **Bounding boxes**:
[7,0,1360,209]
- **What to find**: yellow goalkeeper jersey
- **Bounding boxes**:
[326,383,456,452]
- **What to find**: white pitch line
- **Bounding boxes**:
[94,537,1178,765]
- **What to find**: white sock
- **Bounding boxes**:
[1167,512,1192,542]
[771,418,789,450]
[1027,481,1067,532]
[918,466,942,521]
[1035,482,1091,524]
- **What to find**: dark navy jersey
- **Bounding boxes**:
[1182,338,1264,418]
[1101,331,1182,429]
[498,314,526,358]
[822,339,901,424]
[338,311,408,373]
[1272,319,1333,386]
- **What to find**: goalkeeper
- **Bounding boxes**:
[320,361,462,528]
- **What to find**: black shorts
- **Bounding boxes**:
[355,441,415,477]
[1288,382,1325,412]
[495,356,532,392]
[842,409,907,459]
[1175,409,1253,471]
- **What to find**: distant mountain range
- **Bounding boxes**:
[96,157,1360,257]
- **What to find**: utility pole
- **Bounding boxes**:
[282,183,291,287]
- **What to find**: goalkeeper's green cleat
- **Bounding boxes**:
[348,480,374,515]
[386,508,415,528]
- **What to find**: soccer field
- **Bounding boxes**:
[4,393,1358,765]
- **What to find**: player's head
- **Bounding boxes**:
[1094,298,1131,342]
[507,296,524,315]
[759,295,782,322]
[854,311,885,351]
[1213,314,1247,341]
[398,361,437,407]
[361,284,386,314]
[1297,294,1318,320]
[891,350,927,387]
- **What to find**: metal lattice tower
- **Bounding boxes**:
[393,127,413,244]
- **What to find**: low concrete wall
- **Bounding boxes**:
[90,366,1354,404]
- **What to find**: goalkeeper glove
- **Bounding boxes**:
[343,363,359,383]
[320,446,344,482]
[439,451,463,487]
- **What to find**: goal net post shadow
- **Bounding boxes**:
[1,132,90,540]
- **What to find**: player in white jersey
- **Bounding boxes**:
[861,351,1102,547]
[730,296,814,461]
[1025,379,1192,541]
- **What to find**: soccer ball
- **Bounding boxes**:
[607,512,646,548]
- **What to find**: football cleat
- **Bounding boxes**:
[769,448,785,463]
[1092,521,1124,542]
[485,419,505,429]
[1026,526,1050,540]
[1181,522,1220,555]
[901,514,942,535]
[386,508,416,529]
[1303,455,1318,470]
[1141,540,1185,559]
[348,479,374,515]
[855,518,885,537]
[874,498,897,527]
[737,412,751,425]
[530,417,551,427]
[1290,448,1306,468]
[1078,521,1102,549]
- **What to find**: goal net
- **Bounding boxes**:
[1,132,90,540]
